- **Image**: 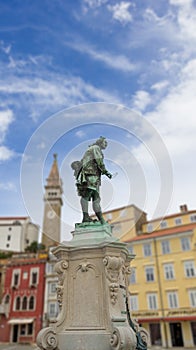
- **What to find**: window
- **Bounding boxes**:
[47,263,55,274]
[7,235,11,241]
[12,269,20,288]
[181,237,191,251]
[164,263,175,280]
[143,243,152,257]
[147,293,158,310]
[129,268,136,284]
[184,261,195,277]
[29,296,35,310]
[130,295,138,311]
[167,291,178,308]
[149,323,162,346]
[20,323,33,336]
[145,266,155,282]
[30,267,39,286]
[128,245,134,255]
[106,213,112,220]
[49,282,57,294]
[20,324,26,335]
[147,224,153,233]
[161,240,170,254]
[48,302,58,317]
[27,323,33,335]
[160,220,167,228]
[112,223,122,236]
[175,218,182,225]
[15,296,21,310]
[14,274,19,285]
[4,294,10,304]
[120,209,127,217]
[32,272,37,284]
[6,244,10,248]
[189,290,196,307]
[22,296,27,310]
[190,215,196,222]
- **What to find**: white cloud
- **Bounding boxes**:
[37,142,46,150]
[0,182,16,191]
[0,109,14,142]
[0,41,11,54]
[108,1,133,24]
[83,0,108,8]
[131,90,152,112]
[151,80,169,91]
[169,0,196,43]
[144,8,175,27]
[146,59,196,158]
[66,41,137,72]
[75,130,86,138]
[0,146,14,161]
[0,57,120,122]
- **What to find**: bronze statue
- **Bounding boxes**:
[71,137,112,224]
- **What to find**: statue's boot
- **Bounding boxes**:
[82,212,93,223]
[95,212,106,224]
[81,197,93,223]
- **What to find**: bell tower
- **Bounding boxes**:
[42,154,63,248]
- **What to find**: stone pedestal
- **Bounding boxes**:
[37,223,148,350]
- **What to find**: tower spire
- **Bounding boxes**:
[42,153,63,248]
[46,153,61,188]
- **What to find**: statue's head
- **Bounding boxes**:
[95,136,107,149]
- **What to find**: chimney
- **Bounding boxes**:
[180,204,188,213]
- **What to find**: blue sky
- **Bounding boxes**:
[1,0,196,238]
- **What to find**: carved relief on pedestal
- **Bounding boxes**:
[36,327,59,350]
[54,260,69,309]
[103,256,124,305]
[78,261,93,273]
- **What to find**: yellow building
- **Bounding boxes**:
[93,204,147,241]
[126,205,196,348]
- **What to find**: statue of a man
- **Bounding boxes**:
[71,136,112,224]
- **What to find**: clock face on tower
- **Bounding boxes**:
[47,210,55,219]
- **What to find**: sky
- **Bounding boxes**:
[1,0,196,240]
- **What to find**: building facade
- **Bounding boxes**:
[0,217,39,252]
[92,204,147,241]
[42,248,59,327]
[0,252,47,343]
[42,154,63,248]
[126,205,196,348]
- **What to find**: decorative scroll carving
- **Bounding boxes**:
[103,256,124,305]
[103,256,123,282]
[125,265,132,275]
[110,326,137,350]
[54,260,69,275]
[54,260,68,309]
[36,327,58,350]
